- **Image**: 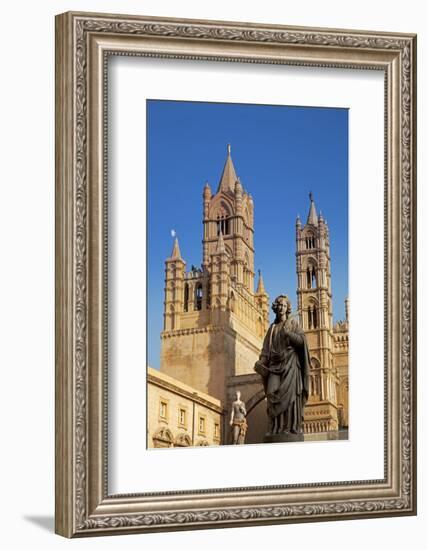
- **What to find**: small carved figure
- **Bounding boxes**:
[254,295,310,436]
[229,391,247,444]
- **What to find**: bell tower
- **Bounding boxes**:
[202,144,255,293]
[296,192,333,333]
[296,193,339,433]
[160,145,269,404]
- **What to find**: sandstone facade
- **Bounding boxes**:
[147,367,223,448]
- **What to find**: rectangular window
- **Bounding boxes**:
[179,408,186,426]
[198,415,206,434]
[159,400,168,420]
[214,423,220,439]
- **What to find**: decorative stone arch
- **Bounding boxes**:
[174,433,192,447]
[245,388,266,415]
[211,198,234,235]
[306,295,319,306]
[197,440,209,446]
[310,356,321,370]
[152,427,174,448]
[303,229,317,249]
[303,257,318,289]
[244,388,269,444]
[210,195,234,217]
[303,255,318,269]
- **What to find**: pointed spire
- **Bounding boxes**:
[307,191,318,225]
[216,230,226,253]
[170,237,182,260]
[217,144,238,193]
[296,214,301,227]
[256,270,266,294]
[203,181,211,197]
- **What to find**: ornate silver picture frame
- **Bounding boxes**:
[55,11,417,537]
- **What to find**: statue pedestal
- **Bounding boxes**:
[263,432,304,444]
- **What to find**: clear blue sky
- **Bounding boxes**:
[147,100,348,370]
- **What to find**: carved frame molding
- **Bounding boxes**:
[55,11,416,537]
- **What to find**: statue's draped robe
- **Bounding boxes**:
[258,318,310,432]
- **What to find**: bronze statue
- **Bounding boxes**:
[229,391,247,444]
[254,295,310,437]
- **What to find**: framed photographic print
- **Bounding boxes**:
[55,11,417,537]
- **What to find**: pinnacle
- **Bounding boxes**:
[306,192,318,225]
[256,270,266,294]
[216,144,238,193]
[216,230,226,253]
[170,237,182,260]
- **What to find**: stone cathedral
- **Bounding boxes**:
[157,146,349,445]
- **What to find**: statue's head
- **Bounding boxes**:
[236,390,241,400]
[272,295,292,320]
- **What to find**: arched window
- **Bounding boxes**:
[306,264,317,289]
[312,305,318,328]
[183,283,189,312]
[195,283,203,311]
[308,304,318,329]
[305,234,316,249]
[216,204,231,235]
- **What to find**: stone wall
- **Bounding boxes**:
[147,367,224,448]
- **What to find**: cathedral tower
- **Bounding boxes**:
[160,146,269,404]
[202,144,255,293]
[296,194,340,433]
